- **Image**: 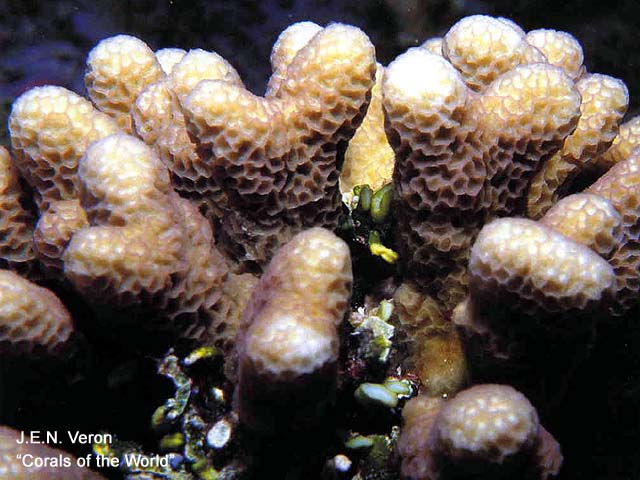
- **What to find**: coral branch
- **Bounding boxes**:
[235,227,352,431]
[183,23,376,266]
[0,270,73,355]
[398,385,561,479]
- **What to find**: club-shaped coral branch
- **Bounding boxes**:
[235,227,352,431]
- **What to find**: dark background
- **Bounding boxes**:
[0,1,639,478]
[1,0,639,145]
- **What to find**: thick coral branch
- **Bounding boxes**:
[235,227,352,431]
[183,23,376,266]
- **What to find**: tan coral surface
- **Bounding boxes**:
[9,86,119,210]
[594,115,640,172]
[608,239,640,315]
[154,47,187,74]
[468,218,614,313]
[183,23,376,266]
[266,21,323,95]
[434,384,538,463]
[477,63,581,217]
[383,34,582,290]
[421,37,443,55]
[383,48,485,284]
[33,200,88,277]
[442,15,544,91]
[0,270,73,354]
[340,63,395,193]
[587,149,640,313]
[397,395,444,480]
[393,283,466,396]
[238,227,351,377]
[540,193,623,258]
[525,29,584,80]
[588,148,640,242]
[85,35,164,132]
[0,146,38,277]
[527,74,628,218]
[398,385,562,479]
[133,47,243,221]
[236,228,351,429]
[62,134,234,346]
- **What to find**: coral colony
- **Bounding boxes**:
[0,13,638,480]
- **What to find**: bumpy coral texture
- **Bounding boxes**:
[393,283,466,396]
[431,267,469,310]
[593,115,640,173]
[238,227,351,377]
[525,29,585,80]
[0,146,38,278]
[33,200,88,277]
[434,384,538,462]
[236,228,351,429]
[383,17,582,290]
[587,149,640,313]
[340,63,395,193]
[383,49,486,284]
[85,35,164,132]
[540,193,623,259]
[266,21,323,95]
[468,218,614,314]
[454,216,615,360]
[478,63,581,217]
[265,23,394,195]
[63,134,184,302]
[183,23,376,267]
[171,195,251,349]
[9,86,119,210]
[62,134,239,347]
[443,16,549,91]
[0,270,73,355]
[397,385,562,480]
[0,426,105,479]
[588,148,640,242]
[527,74,628,219]
[608,239,640,314]
[133,47,244,221]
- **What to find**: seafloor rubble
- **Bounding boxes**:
[0,14,638,480]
